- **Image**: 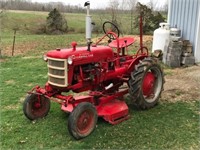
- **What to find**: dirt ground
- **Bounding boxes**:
[162,65,200,102]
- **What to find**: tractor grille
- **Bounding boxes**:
[47,58,68,87]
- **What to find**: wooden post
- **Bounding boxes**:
[12,29,17,56]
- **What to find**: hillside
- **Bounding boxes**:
[1,10,152,57]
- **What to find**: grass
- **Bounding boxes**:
[1,10,138,34]
[0,53,199,150]
[0,10,149,57]
[0,10,200,149]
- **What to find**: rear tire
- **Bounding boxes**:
[23,93,50,120]
[68,102,97,140]
[128,57,164,109]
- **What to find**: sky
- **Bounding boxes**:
[31,0,168,9]
[31,0,112,9]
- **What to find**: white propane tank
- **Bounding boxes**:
[152,22,170,52]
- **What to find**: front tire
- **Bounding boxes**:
[68,102,97,140]
[23,93,50,120]
[128,57,164,109]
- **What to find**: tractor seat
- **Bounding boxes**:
[108,37,135,48]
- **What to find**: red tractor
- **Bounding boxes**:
[23,2,164,140]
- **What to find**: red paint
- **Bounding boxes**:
[34,102,41,108]
[142,72,155,96]
[109,37,135,48]
[77,110,94,134]
[27,16,150,126]
[47,46,114,61]
[71,41,77,51]
[97,99,129,124]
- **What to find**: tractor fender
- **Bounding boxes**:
[127,55,147,74]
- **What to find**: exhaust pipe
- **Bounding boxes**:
[84,1,92,51]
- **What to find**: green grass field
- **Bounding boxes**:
[0,57,199,149]
[0,10,199,149]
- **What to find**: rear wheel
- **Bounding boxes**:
[68,102,97,140]
[128,57,164,109]
[23,93,50,120]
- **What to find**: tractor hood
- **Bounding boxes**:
[46,45,114,64]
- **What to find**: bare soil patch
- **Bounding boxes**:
[2,41,39,56]
[2,35,152,57]
[162,65,200,102]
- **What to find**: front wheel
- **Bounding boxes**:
[68,102,98,140]
[128,57,164,109]
[23,93,50,120]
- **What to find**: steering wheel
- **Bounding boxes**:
[103,21,120,40]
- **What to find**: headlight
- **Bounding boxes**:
[43,55,48,62]
[68,57,73,65]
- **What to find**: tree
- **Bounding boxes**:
[46,8,68,34]
[108,0,120,26]
[128,0,137,34]
[134,2,165,34]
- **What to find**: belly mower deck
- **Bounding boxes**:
[96,99,129,124]
[60,90,130,125]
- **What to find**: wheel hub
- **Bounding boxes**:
[142,72,155,96]
[77,111,93,134]
[34,102,41,108]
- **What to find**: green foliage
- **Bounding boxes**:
[151,12,166,30]
[134,2,165,34]
[46,8,68,34]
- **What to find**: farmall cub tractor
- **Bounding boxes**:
[23,2,164,140]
